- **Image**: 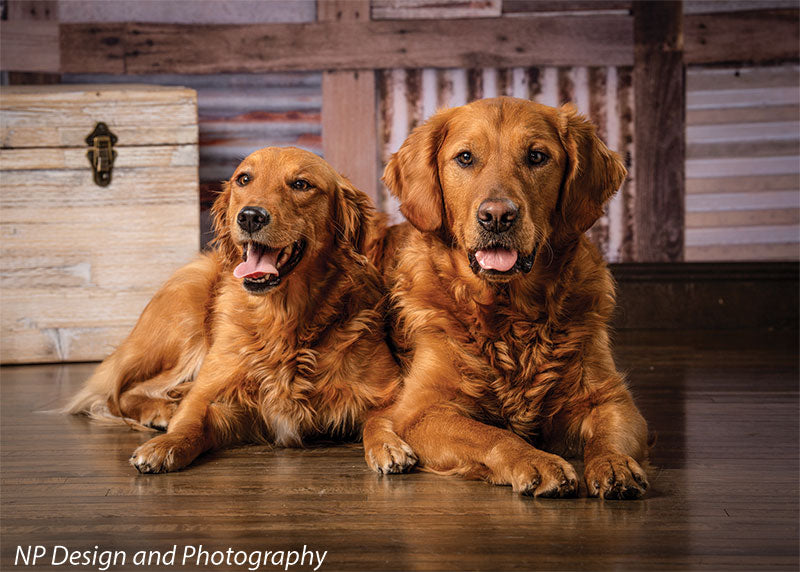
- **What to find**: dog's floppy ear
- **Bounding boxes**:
[557,104,627,235]
[382,109,452,233]
[334,176,375,255]
[210,181,238,265]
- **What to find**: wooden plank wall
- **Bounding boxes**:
[2,0,798,262]
[1,0,59,82]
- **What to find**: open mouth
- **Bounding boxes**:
[468,244,536,278]
[233,240,306,293]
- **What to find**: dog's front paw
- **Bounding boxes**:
[504,452,579,498]
[365,434,417,474]
[585,454,648,499]
[130,433,200,474]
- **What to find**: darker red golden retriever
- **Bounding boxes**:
[67,147,415,474]
[379,97,649,499]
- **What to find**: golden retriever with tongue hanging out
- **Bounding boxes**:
[379,97,650,499]
[66,147,415,474]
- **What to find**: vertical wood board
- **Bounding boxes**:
[320,0,379,202]
[0,20,60,73]
[633,1,686,262]
[3,0,60,85]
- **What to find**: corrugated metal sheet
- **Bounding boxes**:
[685,65,800,261]
[377,66,637,262]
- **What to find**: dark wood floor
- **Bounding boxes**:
[1,330,798,571]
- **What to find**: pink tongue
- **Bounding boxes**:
[233,245,279,279]
[475,248,518,272]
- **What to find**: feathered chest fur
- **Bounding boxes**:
[232,321,383,447]
[216,277,388,447]
[398,263,599,440]
[448,305,592,438]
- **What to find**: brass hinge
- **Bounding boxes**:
[85,122,118,187]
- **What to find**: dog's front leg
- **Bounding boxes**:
[580,395,650,499]
[362,408,417,474]
[399,403,578,497]
[129,357,244,474]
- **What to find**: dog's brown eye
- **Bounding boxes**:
[236,173,251,187]
[455,151,473,167]
[528,150,549,166]
[291,179,310,191]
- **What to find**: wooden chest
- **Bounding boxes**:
[1,84,199,364]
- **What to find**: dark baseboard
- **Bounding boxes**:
[610,262,799,331]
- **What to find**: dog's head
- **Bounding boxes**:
[212,147,373,294]
[382,97,626,283]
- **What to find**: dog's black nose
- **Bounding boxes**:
[237,206,270,234]
[477,199,518,233]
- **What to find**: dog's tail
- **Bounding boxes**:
[63,342,204,431]
[61,361,160,432]
[62,356,127,422]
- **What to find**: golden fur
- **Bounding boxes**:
[67,147,415,474]
[379,97,650,499]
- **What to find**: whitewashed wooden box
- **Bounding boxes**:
[0,85,199,364]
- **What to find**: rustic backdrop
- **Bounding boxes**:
[2,0,798,263]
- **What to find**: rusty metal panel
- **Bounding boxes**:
[378,66,636,262]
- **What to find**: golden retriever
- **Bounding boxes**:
[67,147,415,474]
[379,97,649,499]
